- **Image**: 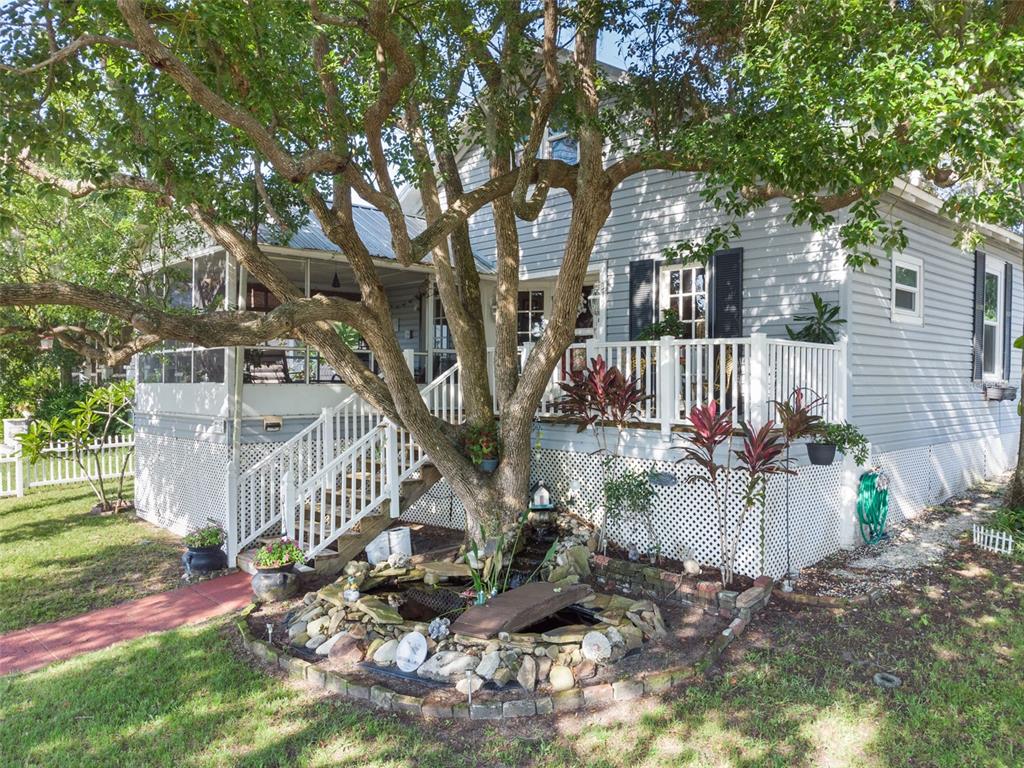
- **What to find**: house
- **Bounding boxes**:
[131,150,1024,581]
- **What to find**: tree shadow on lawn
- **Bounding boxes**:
[0,621,512,768]
[0,539,182,631]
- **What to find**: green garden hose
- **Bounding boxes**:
[857,471,890,545]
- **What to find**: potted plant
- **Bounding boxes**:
[182,524,228,574]
[807,422,869,466]
[462,421,500,472]
[250,537,306,602]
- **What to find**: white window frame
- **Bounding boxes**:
[891,254,924,325]
[658,262,709,339]
[982,261,1005,380]
[546,128,578,164]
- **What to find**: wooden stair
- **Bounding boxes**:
[236,461,441,576]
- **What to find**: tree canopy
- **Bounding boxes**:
[1,0,1021,531]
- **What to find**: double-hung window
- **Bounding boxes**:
[517,290,546,344]
[891,254,923,324]
[659,264,708,339]
[982,263,1004,378]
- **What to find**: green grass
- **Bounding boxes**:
[2,564,1020,767]
[0,483,183,632]
[1,490,1021,767]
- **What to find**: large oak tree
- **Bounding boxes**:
[1,0,1021,536]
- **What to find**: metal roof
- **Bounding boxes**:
[259,204,495,272]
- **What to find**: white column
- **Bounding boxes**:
[837,447,866,549]
[282,471,295,540]
[834,335,849,424]
[658,335,675,437]
[322,406,335,465]
[225,457,239,567]
[748,332,768,426]
[14,452,24,497]
[386,421,401,518]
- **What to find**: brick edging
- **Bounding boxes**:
[232,604,747,720]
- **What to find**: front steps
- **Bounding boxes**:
[236,462,441,576]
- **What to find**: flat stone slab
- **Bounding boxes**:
[421,561,472,579]
[449,581,592,639]
[355,597,404,624]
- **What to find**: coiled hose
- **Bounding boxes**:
[857,471,890,545]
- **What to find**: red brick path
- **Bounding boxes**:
[0,571,252,676]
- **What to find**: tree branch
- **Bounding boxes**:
[0,34,137,74]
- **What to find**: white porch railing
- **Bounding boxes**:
[0,435,135,498]
[488,333,846,431]
[284,362,463,558]
[233,362,463,561]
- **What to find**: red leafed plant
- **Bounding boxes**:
[558,355,654,554]
[734,421,793,580]
[772,388,825,443]
[679,401,738,584]
[558,355,651,454]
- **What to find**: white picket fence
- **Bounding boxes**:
[0,434,135,498]
[972,523,1015,555]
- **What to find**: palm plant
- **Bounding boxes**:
[786,293,846,344]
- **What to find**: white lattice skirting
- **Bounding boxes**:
[872,431,1018,525]
[134,433,231,536]
[402,448,844,580]
[403,431,1020,580]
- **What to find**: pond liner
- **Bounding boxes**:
[356,662,452,688]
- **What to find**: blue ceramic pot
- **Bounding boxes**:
[182,545,227,575]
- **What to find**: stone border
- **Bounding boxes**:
[233,594,762,720]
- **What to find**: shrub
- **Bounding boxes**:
[253,538,305,568]
[816,422,870,465]
[990,507,1024,537]
[183,525,225,548]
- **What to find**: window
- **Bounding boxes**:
[574,285,594,341]
[982,263,1003,377]
[659,264,707,339]
[891,254,923,324]
[517,290,545,343]
[547,130,578,163]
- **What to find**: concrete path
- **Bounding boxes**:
[0,570,252,676]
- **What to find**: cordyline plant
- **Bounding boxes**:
[18,381,134,512]
[558,355,653,554]
[678,400,736,584]
[734,422,793,579]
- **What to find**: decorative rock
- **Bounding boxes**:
[427,617,451,641]
[421,561,471,579]
[328,634,364,663]
[503,699,536,717]
[537,657,553,682]
[315,633,344,656]
[581,631,612,662]
[517,655,537,691]
[287,621,308,639]
[306,616,330,637]
[575,659,597,680]
[613,679,644,700]
[493,667,513,686]
[683,559,701,576]
[548,664,575,691]
[355,597,404,624]
[455,673,484,695]
[305,634,327,649]
[416,651,479,681]
[541,625,590,644]
[475,651,501,680]
[372,638,399,665]
[396,632,428,672]
[290,632,310,647]
[348,624,367,640]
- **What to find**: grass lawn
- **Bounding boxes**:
[2,531,1021,767]
[0,483,184,632]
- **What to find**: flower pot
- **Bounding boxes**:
[251,564,299,602]
[806,442,837,465]
[182,544,227,575]
[479,458,498,472]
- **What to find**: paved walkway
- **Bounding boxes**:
[0,571,252,676]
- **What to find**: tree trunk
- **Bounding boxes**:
[1003,341,1024,509]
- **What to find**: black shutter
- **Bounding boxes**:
[710,248,744,337]
[628,259,656,340]
[1003,261,1013,379]
[972,250,986,380]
